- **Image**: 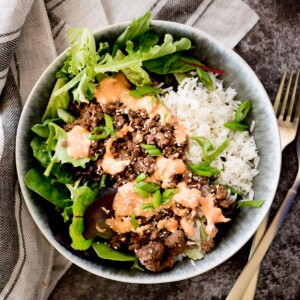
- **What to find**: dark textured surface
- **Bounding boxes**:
[49,1,300,299]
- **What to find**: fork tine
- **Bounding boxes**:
[279,69,294,119]
[287,69,300,121]
[273,68,287,115]
[293,90,300,126]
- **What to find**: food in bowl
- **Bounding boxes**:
[24,12,264,272]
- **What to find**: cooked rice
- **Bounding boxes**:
[161,74,259,198]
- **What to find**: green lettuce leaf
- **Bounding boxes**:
[42,78,70,122]
[44,122,90,176]
[65,28,97,76]
[54,28,98,102]
[68,184,97,250]
[24,168,71,208]
[30,136,52,168]
[114,50,152,86]
[95,34,191,74]
[92,242,144,271]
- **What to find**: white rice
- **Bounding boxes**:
[161,74,259,198]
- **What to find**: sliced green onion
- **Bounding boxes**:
[140,203,154,211]
[88,126,110,140]
[235,100,252,123]
[222,184,243,196]
[131,212,138,229]
[99,174,106,190]
[207,138,229,162]
[133,187,149,198]
[161,189,178,204]
[224,122,249,131]
[152,190,162,209]
[188,162,221,177]
[135,173,147,183]
[237,200,264,208]
[196,68,214,91]
[104,113,115,137]
[141,144,162,156]
[135,181,160,193]
[191,136,206,147]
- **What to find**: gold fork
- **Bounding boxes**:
[241,68,300,300]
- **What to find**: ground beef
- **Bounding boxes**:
[164,230,186,250]
[215,185,228,200]
[65,102,104,132]
[182,170,209,189]
[136,241,176,272]
[201,239,215,253]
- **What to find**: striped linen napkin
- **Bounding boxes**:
[0,1,258,299]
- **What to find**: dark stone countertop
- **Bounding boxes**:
[49,1,300,299]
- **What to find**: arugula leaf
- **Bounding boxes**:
[44,122,90,176]
[130,85,162,98]
[68,184,97,250]
[95,34,191,74]
[138,31,160,52]
[112,12,152,56]
[24,168,71,208]
[42,78,70,122]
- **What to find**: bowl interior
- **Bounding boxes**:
[16,20,281,283]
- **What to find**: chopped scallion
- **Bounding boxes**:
[207,138,229,162]
[188,162,221,177]
[104,113,115,137]
[237,200,264,208]
[141,144,162,156]
[161,189,178,204]
[135,181,160,193]
[152,190,162,209]
[235,100,252,123]
[140,202,154,211]
[133,187,149,198]
[224,122,249,131]
[135,173,147,183]
[88,126,110,140]
[131,212,138,229]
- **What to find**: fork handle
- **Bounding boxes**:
[241,215,269,300]
[226,187,298,300]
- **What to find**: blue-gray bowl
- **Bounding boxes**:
[16,20,281,283]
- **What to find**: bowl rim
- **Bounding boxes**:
[16,19,282,283]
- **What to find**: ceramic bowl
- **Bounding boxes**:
[16,20,281,283]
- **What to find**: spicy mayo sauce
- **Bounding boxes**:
[66,125,91,159]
